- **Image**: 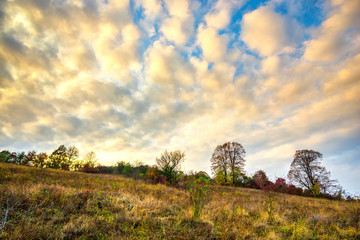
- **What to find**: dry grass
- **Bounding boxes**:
[1,163,359,239]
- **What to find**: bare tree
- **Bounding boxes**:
[67,146,79,163]
[78,151,99,173]
[287,149,337,196]
[0,198,20,237]
[211,142,246,185]
[156,150,185,183]
[22,151,37,166]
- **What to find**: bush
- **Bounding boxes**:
[188,177,211,220]
[97,166,116,174]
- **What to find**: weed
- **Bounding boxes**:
[188,177,211,220]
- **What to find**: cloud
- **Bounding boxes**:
[0,0,359,194]
[204,0,245,30]
[324,54,360,94]
[304,0,360,62]
[137,0,163,20]
[161,0,194,45]
[144,40,195,88]
[196,24,229,62]
[241,5,302,56]
[136,0,165,35]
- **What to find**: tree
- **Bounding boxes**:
[253,170,269,189]
[22,151,36,166]
[0,151,14,163]
[194,171,211,180]
[67,146,79,163]
[210,142,246,186]
[33,152,48,168]
[47,145,79,170]
[156,150,185,184]
[15,152,25,165]
[287,149,337,196]
[78,151,99,173]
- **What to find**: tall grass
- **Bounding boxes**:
[1,163,359,239]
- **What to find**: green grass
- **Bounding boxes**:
[1,163,359,239]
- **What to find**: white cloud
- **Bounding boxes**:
[204,0,245,30]
[138,0,163,20]
[196,24,229,62]
[161,0,194,45]
[144,40,195,88]
[241,5,301,56]
[304,0,360,62]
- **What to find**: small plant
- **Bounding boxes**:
[254,174,285,223]
[346,202,360,230]
[188,177,211,220]
[311,182,321,198]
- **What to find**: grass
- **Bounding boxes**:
[1,163,359,239]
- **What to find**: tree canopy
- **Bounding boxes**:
[211,142,246,185]
[287,149,337,196]
[47,145,79,170]
[156,150,185,183]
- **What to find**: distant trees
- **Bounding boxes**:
[22,151,36,166]
[33,152,48,168]
[253,170,269,189]
[47,145,79,170]
[194,171,211,180]
[73,151,100,173]
[156,150,185,183]
[81,151,99,169]
[0,144,346,200]
[115,161,151,179]
[211,142,246,186]
[0,151,14,163]
[14,152,25,165]
[287,149,338,196]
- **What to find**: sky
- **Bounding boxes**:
[0,0,359,194]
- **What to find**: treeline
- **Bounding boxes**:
[209,142,348,200]
[0,143,355,201]
[0,145,99,173]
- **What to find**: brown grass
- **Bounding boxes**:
[1,163,359,239]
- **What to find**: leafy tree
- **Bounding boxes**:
[253,170,269,189]
[156,150,185,184]
[47,145,79,170]
[15,152,25,165]
[194,171,210,180]
[116,161,127,174]
[47,145,67,169]
[235,172,252,187]
[33,152,48,168]
[287,149,338,196]
[0,151,11,163]
[210,142,246,186]
[123,163,134,175]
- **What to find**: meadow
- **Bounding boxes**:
[1,163,359,239]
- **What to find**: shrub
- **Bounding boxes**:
[188,177,211,220]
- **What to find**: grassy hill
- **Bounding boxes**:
[0,163,359,239]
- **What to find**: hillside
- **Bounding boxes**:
[0,163,359,239]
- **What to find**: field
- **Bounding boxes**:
[1,163,359,239]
